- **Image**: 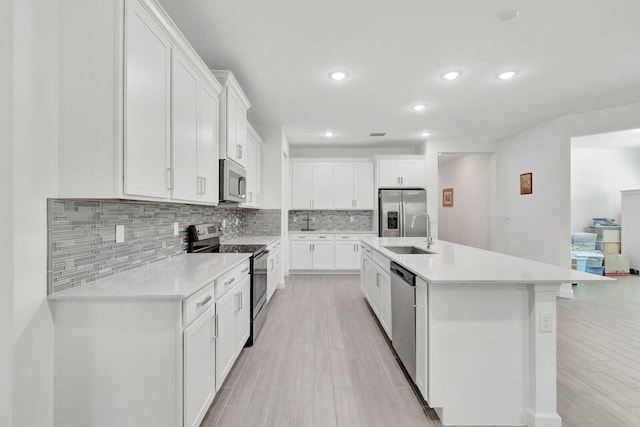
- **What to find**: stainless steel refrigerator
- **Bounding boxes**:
[378,189,427,237]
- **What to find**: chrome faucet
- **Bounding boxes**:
[410,212,433,247]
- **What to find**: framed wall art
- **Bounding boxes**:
[442,188,454,207]
[520,172,533,195]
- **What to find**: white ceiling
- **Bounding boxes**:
[158,0,640,147]
[572,128,640,149]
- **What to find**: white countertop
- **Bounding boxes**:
[48,253,251,300]
[223,235,281,245]
[360,237,614,285]
[289,230,377,234]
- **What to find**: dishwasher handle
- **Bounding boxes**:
[390,262,416,286]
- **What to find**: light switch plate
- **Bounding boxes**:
[115,225,125,243]
[173,222,179,236]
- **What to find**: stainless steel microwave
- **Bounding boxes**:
[219,159,247,203]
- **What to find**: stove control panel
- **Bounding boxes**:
[191,223,222,241]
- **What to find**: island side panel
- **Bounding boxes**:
[52,299,183,427]
[428,282,529,426]
[527,283,562,427]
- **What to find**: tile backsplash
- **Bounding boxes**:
[288,210,374,232]
[48,199,248,293]
[243,209,281,235]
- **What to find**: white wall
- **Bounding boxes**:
[571,147,640,232]
[12,0,58,425]
[426,141,499,249]
[261,128,284,209]
[1,0,14,424]
[496,102,640,267]
[438,154,493,250]
[290,145,418,158]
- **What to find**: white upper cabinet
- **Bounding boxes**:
[171,51,200,202]
[377,158,425,188]
[312,163,334,209]
[212,70,251,168]
[292,160,374,210]
[197,83,220,204]
[241,123,263,208]
[333,162,374,209]
[124,0,172,199]
[58,0,223,205]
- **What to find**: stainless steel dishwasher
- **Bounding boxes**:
[390,262,417,382]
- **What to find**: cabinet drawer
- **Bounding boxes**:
[361,244,373,258]
[267,239,281,252]
[291,234,334,241]
[291,234,312,241]
[372,250,391,272]
[312,234,334,241]
[215,260,250,301]
[335,234,362,241]
[183,283,215,327]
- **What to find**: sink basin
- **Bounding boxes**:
[383,246,436,255]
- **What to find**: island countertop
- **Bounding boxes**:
[48,253,251,300]
[359,236,613,285]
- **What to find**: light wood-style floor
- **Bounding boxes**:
[558,275,640,427]
[204,273,640,427]
[202,274,435,427]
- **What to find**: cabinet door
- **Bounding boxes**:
[198,83,219,204]
[360,256,368,297]
[236,106,248,167]
[171,51,200,202]
[224,89,239,164]
[333,163,355,209]
[312,241,335,270]
[377,161,399,187]
[354,163,374,209]
[184,307,215,427]
[290,241,313,269]
[215,288,236,388]
[256,142,263,207]
[124,1,171,198]
[367,259,380,315]
[235,276,251,352]
[312,163,334,209]
[335,241,358,270]
[248,132,258,206]
[401,160,425,187]
[378,270,392,338]
[415,281,428,401]
[267,254,277,301]
[291,163,313,209]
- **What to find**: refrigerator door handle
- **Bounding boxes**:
[399,195,404,236]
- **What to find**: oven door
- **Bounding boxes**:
[220,159,247,203]
[252,251,268,315]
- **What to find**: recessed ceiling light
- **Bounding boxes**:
[441,70,462,81]
[329,71,348,81]
[324,131,334,137]
[420,131,431,138]
[497,8,520,23]
[412,104,427,112]
[496,70,519,80]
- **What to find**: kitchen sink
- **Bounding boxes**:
[383,246,436,255]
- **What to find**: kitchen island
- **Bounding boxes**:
[359,236,612,427]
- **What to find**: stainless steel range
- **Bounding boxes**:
[187,223,268,346]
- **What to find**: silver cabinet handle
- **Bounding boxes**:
[241,267,249,274]
[224,277,236,287]
[309,200,312,208]
[397,176,401,185]
[341,236,349,239]
[249,191,253,202]
[202,177,206,194]
[401,177,404,185]
[197,295,212,308]
[239,292,243,310]
[319,236,326,239]
[213,315,218,339]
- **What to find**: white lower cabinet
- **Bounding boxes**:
[415,278,429,402]
[52,259,251,427]
[215,274,250,389]
[290,233,376,272]
[361,245,392,339]
[184,305,215,427]
[266,239,283,302]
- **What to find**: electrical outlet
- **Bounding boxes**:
[235,218,240,226]
[311,217,316,222]
[539,312,553,333]
[173,222,179,236]
[292,217,297,223]
[222,219,227,228]
[115,225,125,243]
[349,216,354,222]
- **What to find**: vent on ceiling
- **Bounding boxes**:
[370,132,386,137]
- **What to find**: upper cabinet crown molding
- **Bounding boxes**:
[211,70,252,109]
